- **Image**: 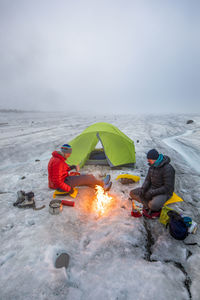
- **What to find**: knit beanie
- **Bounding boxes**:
[147,149,159,160]
[61,144,72,154]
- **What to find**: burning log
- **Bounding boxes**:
[93,185,114,217]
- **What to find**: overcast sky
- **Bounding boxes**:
[0,0,199,114]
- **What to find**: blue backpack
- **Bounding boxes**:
[167,210,188,240]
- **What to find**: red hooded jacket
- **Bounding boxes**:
[48,151,72,192]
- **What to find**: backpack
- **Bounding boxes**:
[167,210,188,240]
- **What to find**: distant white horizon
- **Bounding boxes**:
[0,0,199,114]
[1,108,200,118]
[0,106,200,115]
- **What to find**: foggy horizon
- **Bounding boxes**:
[0,0,200,114]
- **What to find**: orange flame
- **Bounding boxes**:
[93,185,114,217]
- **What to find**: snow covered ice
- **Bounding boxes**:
[0,111,200,300]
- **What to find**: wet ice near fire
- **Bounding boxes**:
[0,111,200,300]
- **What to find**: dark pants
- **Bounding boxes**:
[64,174,104,189]
[130,187,169,211]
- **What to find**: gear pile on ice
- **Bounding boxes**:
[13,191,45,210]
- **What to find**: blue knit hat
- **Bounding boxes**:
[61,144,72,154]
[147,149,159,160]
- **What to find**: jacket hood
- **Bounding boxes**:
[156,155,170,168]
[52,151,65,160]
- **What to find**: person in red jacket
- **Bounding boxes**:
[48,144,112,193]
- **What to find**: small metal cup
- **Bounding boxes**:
[49,200,62,215]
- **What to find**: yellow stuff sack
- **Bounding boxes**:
[159,206,174,226]
[53,188,78,199]
[164,193,183,206]
[116,174,140,182]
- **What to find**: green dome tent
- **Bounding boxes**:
[67,122,136,168]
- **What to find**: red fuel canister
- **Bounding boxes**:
[61,200,75,207]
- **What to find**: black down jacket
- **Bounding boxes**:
[142,155,175,197]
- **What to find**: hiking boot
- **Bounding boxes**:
[143,208,161,219]
[104,181,112,192]
[17,191,35,208]
[150,210,161,219]
[103,175,111,185]
[17,198,35,208]
[13,191,26,206]
[25,191,35,200]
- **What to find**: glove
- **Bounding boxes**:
[69,165,76,170]
[139,188,145,198]
[68,187,75,195]
[69,171,80,176]
[145,191,152,201]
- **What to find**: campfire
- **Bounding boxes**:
[92,185,114,217]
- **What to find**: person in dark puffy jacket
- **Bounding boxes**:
[48,144,112,193]
[129,149,175,214]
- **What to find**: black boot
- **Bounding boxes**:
[103,175,111,185]
[13,191,26,206]
[17,191,35,208]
